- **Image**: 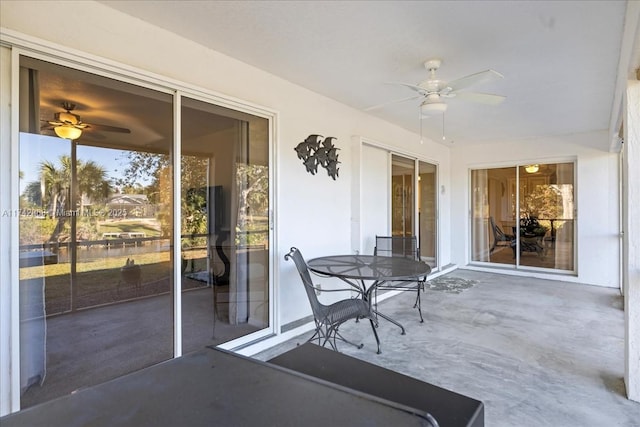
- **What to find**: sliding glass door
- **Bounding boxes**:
[180,97,269,353]
[391,154,438,268]
[418,161,437,268]
[470,167,517,265]
[391,155,414,237]
[17,55,272,409]
[470,163,575,271]
[18,57,176,408]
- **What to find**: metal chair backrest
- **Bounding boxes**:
[374,235,420,261]
[284,247,324,317]
[490,216,511,242]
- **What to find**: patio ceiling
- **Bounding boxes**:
[97,0,640,149]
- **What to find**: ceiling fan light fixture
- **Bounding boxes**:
[54,125,82,140]
[421,100,447,114]
[525,164,539,174]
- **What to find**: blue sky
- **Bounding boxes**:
[19,132,131,195]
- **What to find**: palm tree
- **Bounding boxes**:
[40,156,112,215]
[40,157,71,217]
[77,160,110,215]
[39,155,111,241]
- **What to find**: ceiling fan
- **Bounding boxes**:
[365,59,506,115]
[42,102,131,140]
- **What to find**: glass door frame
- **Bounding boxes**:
[6,40,277,410]
[468,159,577,274]
[389,152,439,271]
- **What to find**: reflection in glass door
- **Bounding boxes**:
[180,97,269,353]
[418,161,437,268]
[391,155,438,268]
[391,155,414,237]
[470,163,575,271]
[18,56,174,408]
[16,56,272,410]
[471,167,517,265]
[518,163,574,270]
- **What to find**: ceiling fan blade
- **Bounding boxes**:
[388,82,427,94]
[454,91,506,105]
[364,94,422,111]
[85,123,131,134]
[447,69,503,92]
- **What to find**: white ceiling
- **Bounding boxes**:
[99,0,639,147]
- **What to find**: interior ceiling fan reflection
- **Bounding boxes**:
[42,101,131,140]
[365,58,506,116]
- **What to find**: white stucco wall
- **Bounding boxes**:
[450,131,620,287]
[0,1,449,331]
[624,79,640,402]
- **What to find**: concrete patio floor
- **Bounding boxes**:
[254,270,639,427]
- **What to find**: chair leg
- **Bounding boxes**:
[306,321,323,345]
[369,318,381,354]
[414,285,424,323]
[375,310,406,335]
[319,325,336,350]
[315,324,363,351]
[306,329,320,344]
[333,328,364,350]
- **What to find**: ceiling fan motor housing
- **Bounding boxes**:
[55,111,81,125]
[424,58,442,72]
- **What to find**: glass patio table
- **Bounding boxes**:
[307,254,431,335]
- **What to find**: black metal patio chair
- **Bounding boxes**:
[373,235,428,322]
[489,216,514,254]
[285,247,380,352]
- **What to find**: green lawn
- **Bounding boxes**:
[20,248,209,315]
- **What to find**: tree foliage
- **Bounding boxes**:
[236,163,269,246]
[521,186,563,219]
[116,151,269,244]
[117,151,210,237]
[20,155,111,242]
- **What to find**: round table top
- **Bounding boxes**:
[307,254,431,281]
